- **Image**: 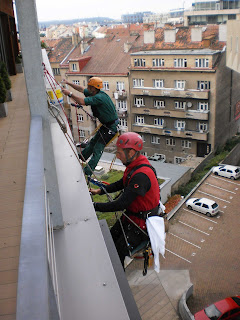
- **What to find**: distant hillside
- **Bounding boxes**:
[38,17,120,29]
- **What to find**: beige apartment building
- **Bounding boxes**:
[129,26,240,164]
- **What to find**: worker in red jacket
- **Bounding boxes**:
[90,132,160,267]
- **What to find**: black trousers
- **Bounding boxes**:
[110,218,149,267]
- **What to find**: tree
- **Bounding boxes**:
[0,61,11,90]
[0,75,7,103]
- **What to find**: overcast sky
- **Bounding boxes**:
[35,0,194,22]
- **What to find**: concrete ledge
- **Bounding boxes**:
[179,284,195,320]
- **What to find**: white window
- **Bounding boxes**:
[154,118,164,127]
[119,118,128,128]
[116,81,125,91]
[140,134,145,142]
[134,58,146,67]
[151,136,160,144]
[195,59,209,68]
[133,79,144,87]
[72,63,77,71]
[175,157,185,164]
[77,114,83,122]
[135,116,145,124]
[134,97,145,106]
[197,102,209,111]
[73,80,80,85]
[79,130,85,137]
[154,100,165,108]
[175,101,186,109]
[53,68,60,75]
[175,120,185,130]
[174,80,185,90]
[197,81,210,90]
[166,138,175,146]
[174,58,187,67]
[117,100,127,111]
[153,79,164,88]
[103,81,109,90]
[152,58,164,67]
[199,122,208,132]
[181,140,191,148]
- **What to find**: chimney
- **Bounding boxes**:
[124,42,132,53]
[144,30,155,44]
[219,24,227,42]
[191,27,202,42]
[72,33,80,46]
[164,29,176,43]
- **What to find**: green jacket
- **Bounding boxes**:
[84,89,118,125]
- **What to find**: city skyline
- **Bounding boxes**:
[35,0,193,22]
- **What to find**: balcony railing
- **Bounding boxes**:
[113,90,127,99]
[131,87,209,99]
[133,123,208,141]
[132,106,209,120]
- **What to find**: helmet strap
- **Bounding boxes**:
[124,149,139,165]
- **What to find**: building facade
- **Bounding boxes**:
[184,0,240,26]
[129,26,240,164]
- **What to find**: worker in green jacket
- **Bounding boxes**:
[62,77,119,176]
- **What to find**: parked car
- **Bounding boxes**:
[212,164,240,180]
[186,197,219,216]
[194,296,240,319]
[148,155,165,162]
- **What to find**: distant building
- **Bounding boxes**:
[184,0,240,26]
[129,25,240,163]
[121,12,152,24]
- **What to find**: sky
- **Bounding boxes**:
[35,0,194,22]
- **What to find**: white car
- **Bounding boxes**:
[212,164,240,180]
[186,197,219,216]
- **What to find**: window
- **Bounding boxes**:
[166,138,175,146]
[152,58,164,67]
[73,80,80,85]
[197,102,209,111]
[79,130,85,137]
[77,114,83,122]
[140,134,145,142]
[195,59,209,68]
[174,80,185,90]
[135,116,145,124]
[134,58,146,67]
[83,80,86,86]
[103,81,109,90]
[72,63,77,71]
[116,81,125,91]
[117,100,127,111]
[175,101,186,109]
[151,136,160,144]
[53,68,60,75]
[199,122,208,131]
[119,118,127,127]
[153,79,164,88]
[175,157,185,164]
[174,58,187,67]
[134,97,145,106]
[133,79,144,87]
[175,120,185,130]
[197,81,211,90]
[181,140,191,148]
[154,100,165,108]
[154,118,164,127]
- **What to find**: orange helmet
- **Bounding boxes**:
[116,132,143,151]
[88,77,103,89]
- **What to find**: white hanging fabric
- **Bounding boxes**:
[146,216,166,273]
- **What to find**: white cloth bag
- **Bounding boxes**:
[146,216,166,273]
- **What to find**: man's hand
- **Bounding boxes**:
[89,188,101,195]
[62,88,70,96]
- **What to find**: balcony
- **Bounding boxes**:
[117,110,128,117]
[131,87,209,99]
[132,106,209,120]
[113,90,127,100]
[133,123,208,141]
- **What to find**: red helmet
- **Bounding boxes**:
[116,132,143,151]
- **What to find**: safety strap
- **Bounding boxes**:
[125,164,157,186]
